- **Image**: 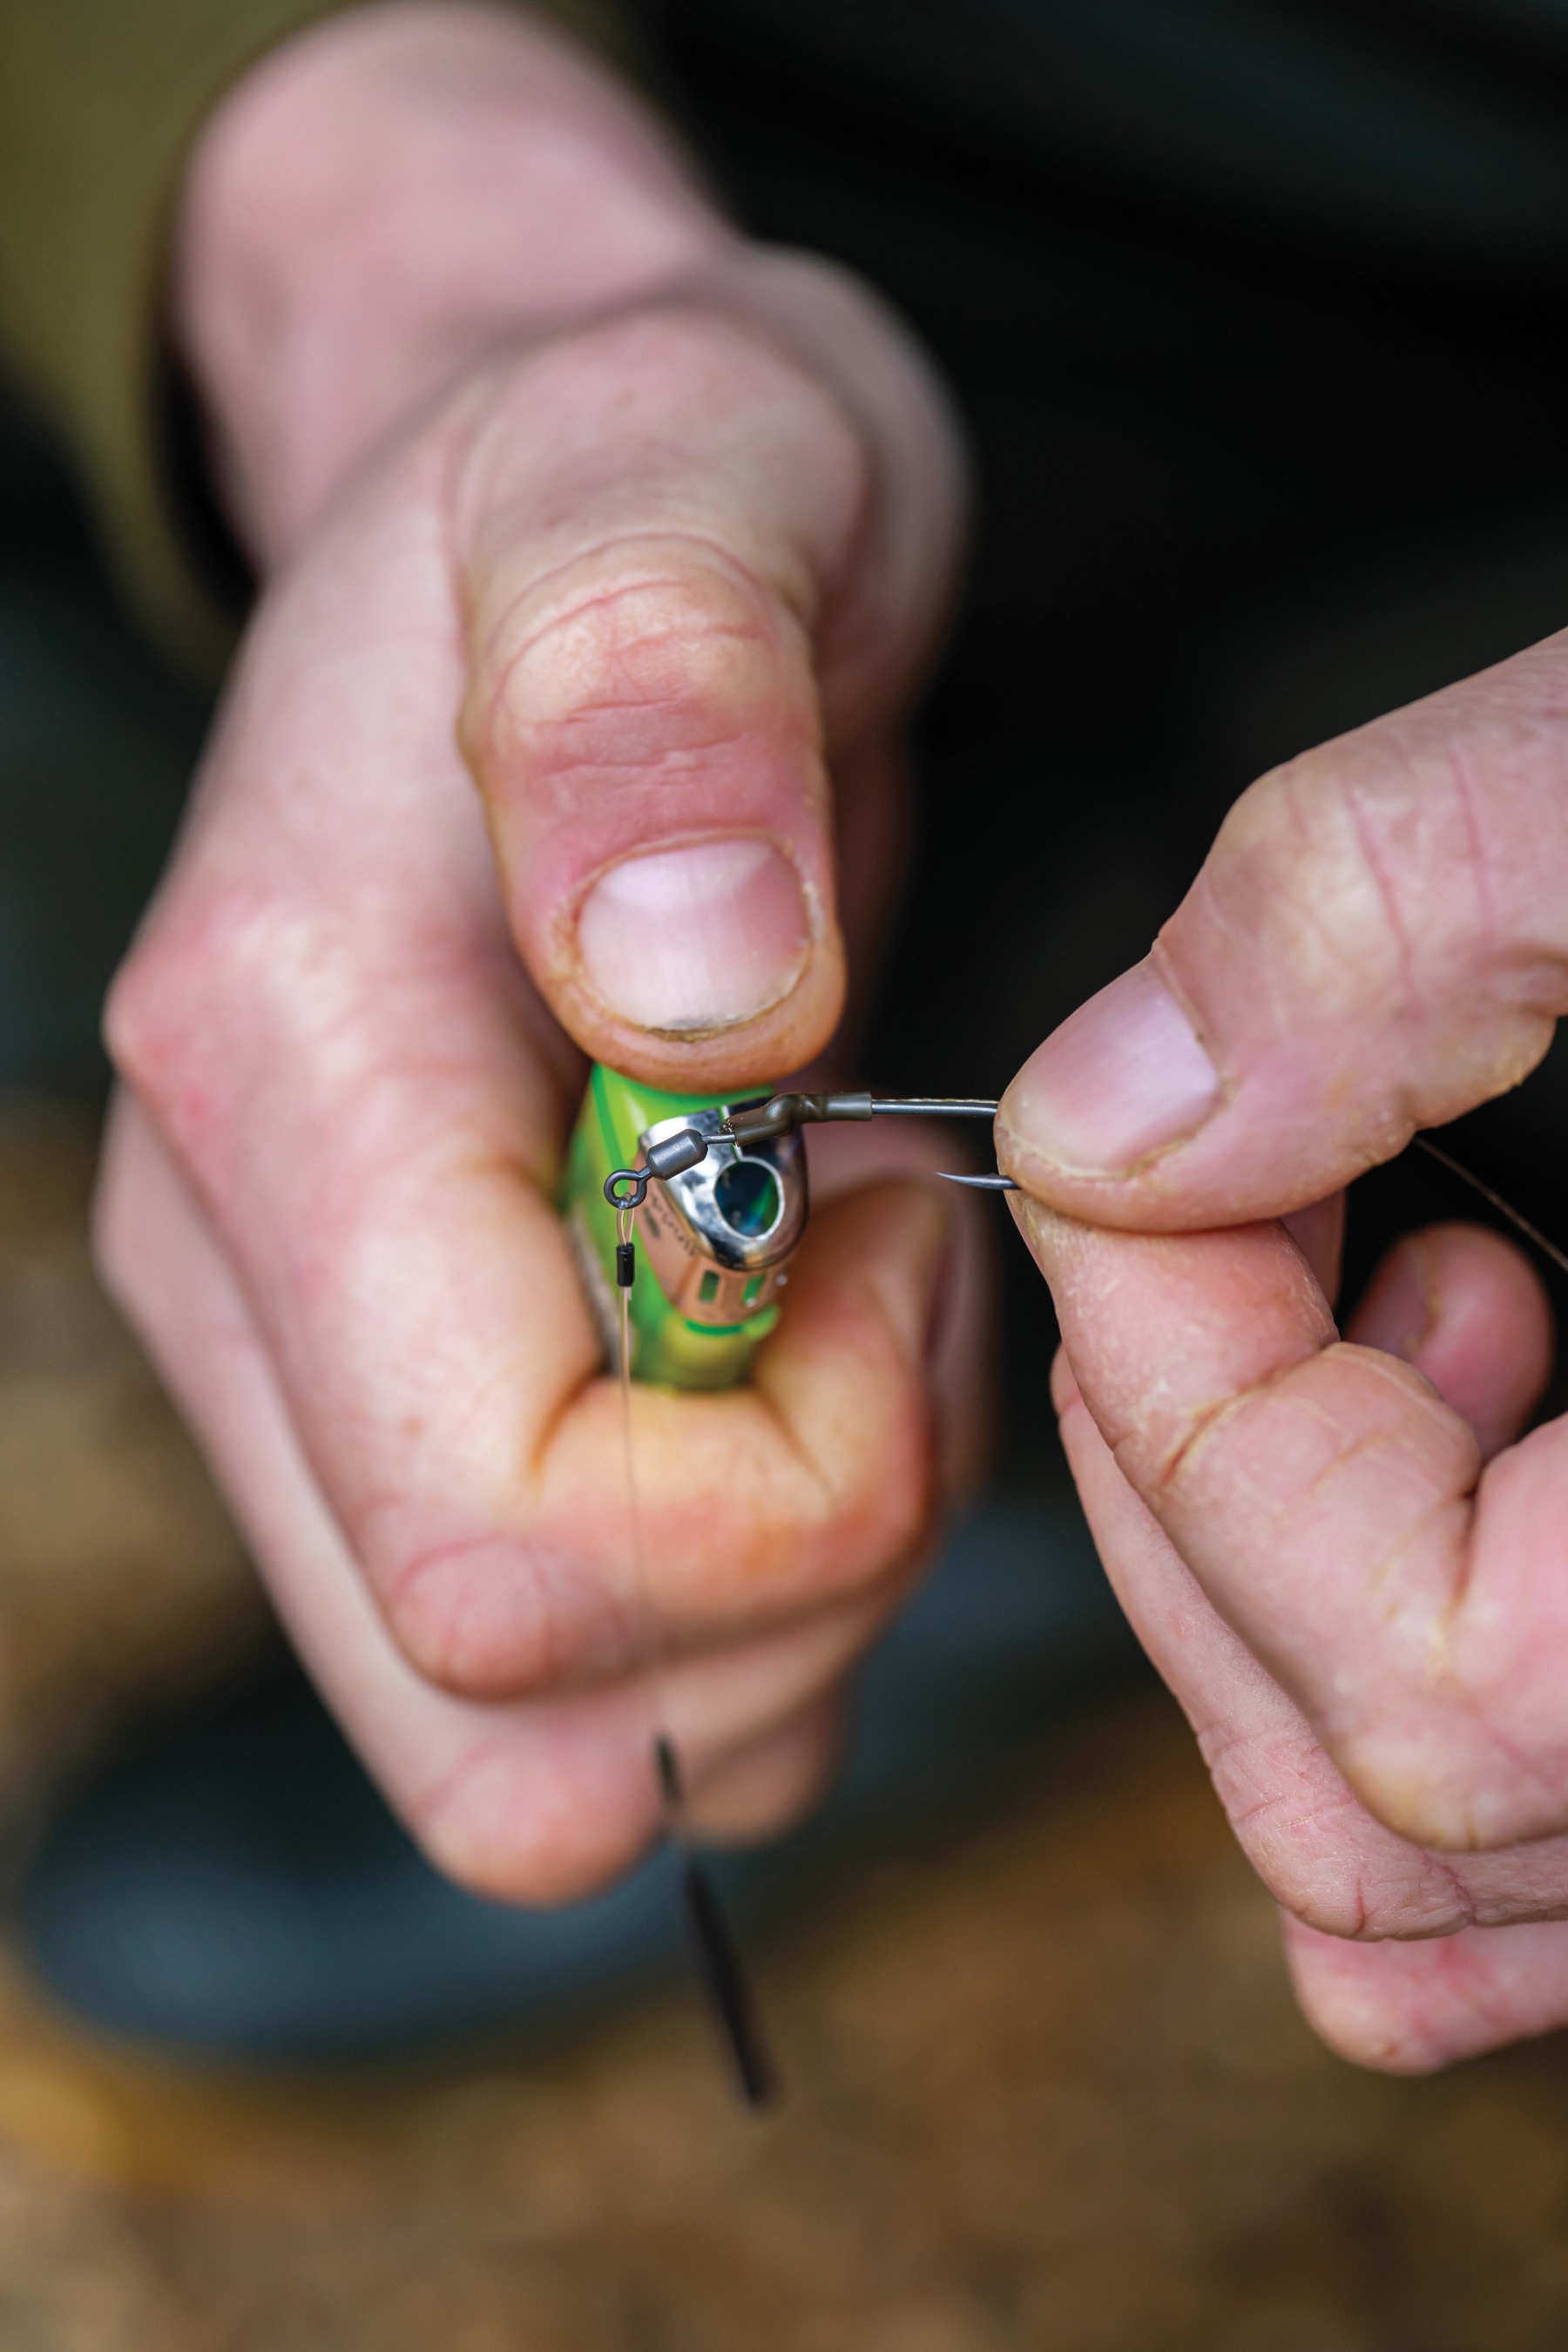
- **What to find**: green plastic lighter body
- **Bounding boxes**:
[563,1064,808,1392]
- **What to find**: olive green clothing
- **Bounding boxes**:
[0,0,629,678]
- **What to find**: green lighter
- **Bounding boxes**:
[563,1064,808,1391]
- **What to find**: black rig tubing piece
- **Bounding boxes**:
[680,1855,777,2109]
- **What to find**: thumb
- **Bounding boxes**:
[998,630,1568,1227]
[454,287,958,1089]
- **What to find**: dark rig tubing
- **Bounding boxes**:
[722,1092,1002,1143]
[721,1092,1018,1189]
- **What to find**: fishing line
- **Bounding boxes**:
[1413,1134,1568,1282]
[614,1202,776,2108]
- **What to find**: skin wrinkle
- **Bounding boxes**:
[1094,1268,1568,1843]
[1145,938,1239,1130]
[385,1518,641,1693]
[278,1176,573,1505]
[1179,1646,1530,1942]
[457,508,819,650]
[1444,733,1500,953]
[1213,771,1335,1030]
[433,380,483,660]
[1197,759,1324,1018]
[1347,1690,1568,1855]
[1349,1484,1472,1638]
[475,558,801,695]
[753,1372,833,1504]
[536,758,813,835]
[1136,1347,1322,1499]
[1142,1364,1560,1929]
[517,738,818,828]
[1227,1422,1459,1612]
[1179,1387,1358,1524]
[774,1295,923,1529]
[1203,769,1360,1033]
[523,1315,614,1491]
[1193,1708,1470,1939]
[1475,1893,1568,1930]
[1440,1440,1520,1642]
[524,691,781,757]
[1058,1363,1568,1944]
[1440,1694,1568,1841]
[1339,774,1422,1017]
[463,547,816,769]
[1158,1381,1550,1819]
[1205,1740,1335,1849]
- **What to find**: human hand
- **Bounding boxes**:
[96,5,979,1902]
[997,629,1568,2068]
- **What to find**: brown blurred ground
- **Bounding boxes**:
[2,1102,1568,2351]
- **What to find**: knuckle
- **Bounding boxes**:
[463,545,814,808]
[1199,1720,1468,1939]
[1198,720,1565,1098]
[375,1530,625,1701]
[105,883,296,1113]
[102,939,185,1106]
[473,303,870,538]
[1199,748,1419,1024]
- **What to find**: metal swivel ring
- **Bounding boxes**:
[603,1125,710,1211]
[604,1166,652,1210]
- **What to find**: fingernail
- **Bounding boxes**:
[1001,961,1220,1177]
[577,839,809,1031]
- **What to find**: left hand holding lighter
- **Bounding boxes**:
[95,10,984,1904]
